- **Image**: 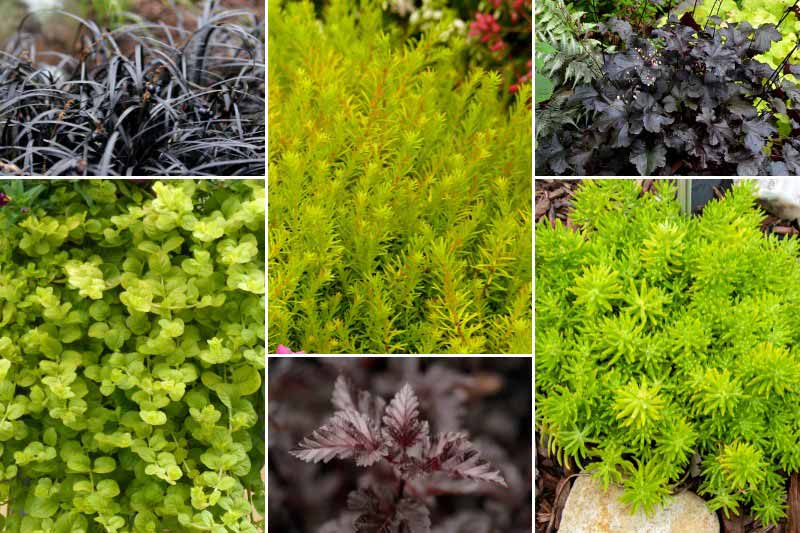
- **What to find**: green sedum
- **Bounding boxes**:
[0,180,264,532]
[536,180,800,525]
[268,0,532,354]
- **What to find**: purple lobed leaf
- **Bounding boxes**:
[752,24,782,53]
[347,488,430,533]
[396,498,431,533]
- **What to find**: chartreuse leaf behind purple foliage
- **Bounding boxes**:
[268,0,532,354]
[536,180,800,526]
[0,180,264,532]
[292,376,507,531]
[536,15,800,175]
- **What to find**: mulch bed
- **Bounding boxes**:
[6,0,264,62]
[534,179,800,533]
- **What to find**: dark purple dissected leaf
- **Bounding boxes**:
[696,106,716,127]
[703,118,734,147]
[331,375,386,432]
[347,488,430,533]
[752,24,782,53]
[395,498,431,533]
[332,375,359,412]
[629,141,667,175]
[291,409,385,466]
[423,432,507,487]
[382,383,429,452]
[349,488,391,533]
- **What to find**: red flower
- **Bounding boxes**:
[490,39,507,52]
[469,13,501,44]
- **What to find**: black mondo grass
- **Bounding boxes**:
[0,2,265,176]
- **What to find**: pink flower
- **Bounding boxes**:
[509,61,532,93]
[490,39,507,52]
[469,13,501,43]
[277,345,306,354]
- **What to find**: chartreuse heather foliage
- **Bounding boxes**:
[0,180,264,532]
[536,180,800,525]
[268,0,532,354]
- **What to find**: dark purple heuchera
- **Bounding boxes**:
[536,15,800,176]
[291,376,507,533]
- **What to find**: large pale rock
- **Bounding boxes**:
[559,475,719,533]
[736,178,800,221]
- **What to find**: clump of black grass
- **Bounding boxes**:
[0,1,265,176]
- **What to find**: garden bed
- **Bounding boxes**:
[535,179,800,532]
[0,1,265,176]
[535,0,800,176]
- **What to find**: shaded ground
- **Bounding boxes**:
[534,178,800,533]
[2,0,264,60]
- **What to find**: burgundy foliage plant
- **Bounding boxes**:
[291,377,507,531]
[268,358,532,533]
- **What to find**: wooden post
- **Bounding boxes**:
[676,179,692,215]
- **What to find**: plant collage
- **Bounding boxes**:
[0,0,533,530]
[15,1,800,533]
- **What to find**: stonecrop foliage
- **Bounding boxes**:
[0,3,265,176]
[0,180,264,531]
[536,180,800,525]
[536,15,800,175]
[269,0,532,354]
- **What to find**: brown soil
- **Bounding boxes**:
[5,0,264,61]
